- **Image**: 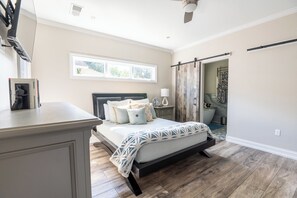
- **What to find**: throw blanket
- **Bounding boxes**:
[110,122,212,177]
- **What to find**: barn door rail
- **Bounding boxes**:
[171,52,231,69]
[247,38,297,52]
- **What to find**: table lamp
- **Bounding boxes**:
[161,88,169,106]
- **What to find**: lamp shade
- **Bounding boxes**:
[161,88,169,97]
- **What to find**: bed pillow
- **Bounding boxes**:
[130,98,149,104]
[103,104,110,120]
[127,108,147,125]
[149,103,157,119]
[114,107,129,124]
[131,103,153,122]
[107,99,131,122]
[130,99,156,119]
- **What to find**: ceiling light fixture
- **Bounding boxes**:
[183,3,197,12]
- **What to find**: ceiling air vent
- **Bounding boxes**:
[70,4,83,16]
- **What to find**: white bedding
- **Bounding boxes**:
[96,118,208,163]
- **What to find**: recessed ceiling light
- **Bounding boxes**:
[70,3,83,16]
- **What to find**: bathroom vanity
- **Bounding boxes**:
[0,103,101,198]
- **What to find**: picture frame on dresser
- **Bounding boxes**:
[9,78,41,110]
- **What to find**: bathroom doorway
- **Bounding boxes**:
[200,59,229,141]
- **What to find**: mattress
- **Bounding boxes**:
[96,118,208,163]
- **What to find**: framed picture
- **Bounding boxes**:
[9,78,40,110]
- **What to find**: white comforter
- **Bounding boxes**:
[97,118,178,146]
[108,121,211,177]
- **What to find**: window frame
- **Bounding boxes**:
[69,53,157,83]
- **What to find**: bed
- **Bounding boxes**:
[92,93,215,196]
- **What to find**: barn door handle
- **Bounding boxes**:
[193,98,197,106]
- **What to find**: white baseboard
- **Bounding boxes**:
[226,136,297,160]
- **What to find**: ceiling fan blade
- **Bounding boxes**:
[184,12,193,23]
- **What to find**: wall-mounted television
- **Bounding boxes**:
[7,0,37,62]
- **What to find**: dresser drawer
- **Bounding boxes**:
[154,106,174,120]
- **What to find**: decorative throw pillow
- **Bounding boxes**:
[130,103,153,122]
[107,99,131,123]
[127,108,147,125]
[103,104,110,120]
[113,107,129,124]
[149,103,157,119]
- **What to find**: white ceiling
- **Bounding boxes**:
[33,0,297,51]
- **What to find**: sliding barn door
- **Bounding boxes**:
[176,62,201,122]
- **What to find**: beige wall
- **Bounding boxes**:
[173,13,297,152]
[0,23,17,111]
[205,59,228,94]
[32,23,172,113]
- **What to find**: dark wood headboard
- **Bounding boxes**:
[92,93,147,119]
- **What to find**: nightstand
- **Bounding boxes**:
[154,105,174,120]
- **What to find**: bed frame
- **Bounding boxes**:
[92,93,216,196]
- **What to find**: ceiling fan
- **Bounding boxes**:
[174,0,199,23]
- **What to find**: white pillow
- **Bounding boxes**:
[114,107,129,124]
[103,104,110,120]
[130,98,149,104]
[107,99,131,122]
[127,108,147,125]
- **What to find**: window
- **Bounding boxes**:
[70,54,157,83]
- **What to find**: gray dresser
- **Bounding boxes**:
[0,103,102,198]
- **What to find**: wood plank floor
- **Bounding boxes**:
[90,141,297,198]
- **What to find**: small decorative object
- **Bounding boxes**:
[161,88,169,106]
[203,102,211,108]
[152,97,161,107]
[9,78,41,110]
[11,84,29,110]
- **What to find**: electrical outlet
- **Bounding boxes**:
[274,129,281,136]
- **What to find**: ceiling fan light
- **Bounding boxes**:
[184,3,197,13]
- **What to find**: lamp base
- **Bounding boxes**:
[162,97,168,106]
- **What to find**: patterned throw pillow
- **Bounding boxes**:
[107,99,131,123]
[127,108,147,125]
[113,107,129,124]
[130,99,157,119]
[130,103,153,121]
[149,103,157,119]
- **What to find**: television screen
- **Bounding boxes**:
[7,0,37,62]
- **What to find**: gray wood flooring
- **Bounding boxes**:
[90,141,297,198]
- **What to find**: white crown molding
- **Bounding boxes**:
[21,9,36,20]
[226,136,297,160]
[37,18,173,54]
[174,7,297,52]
